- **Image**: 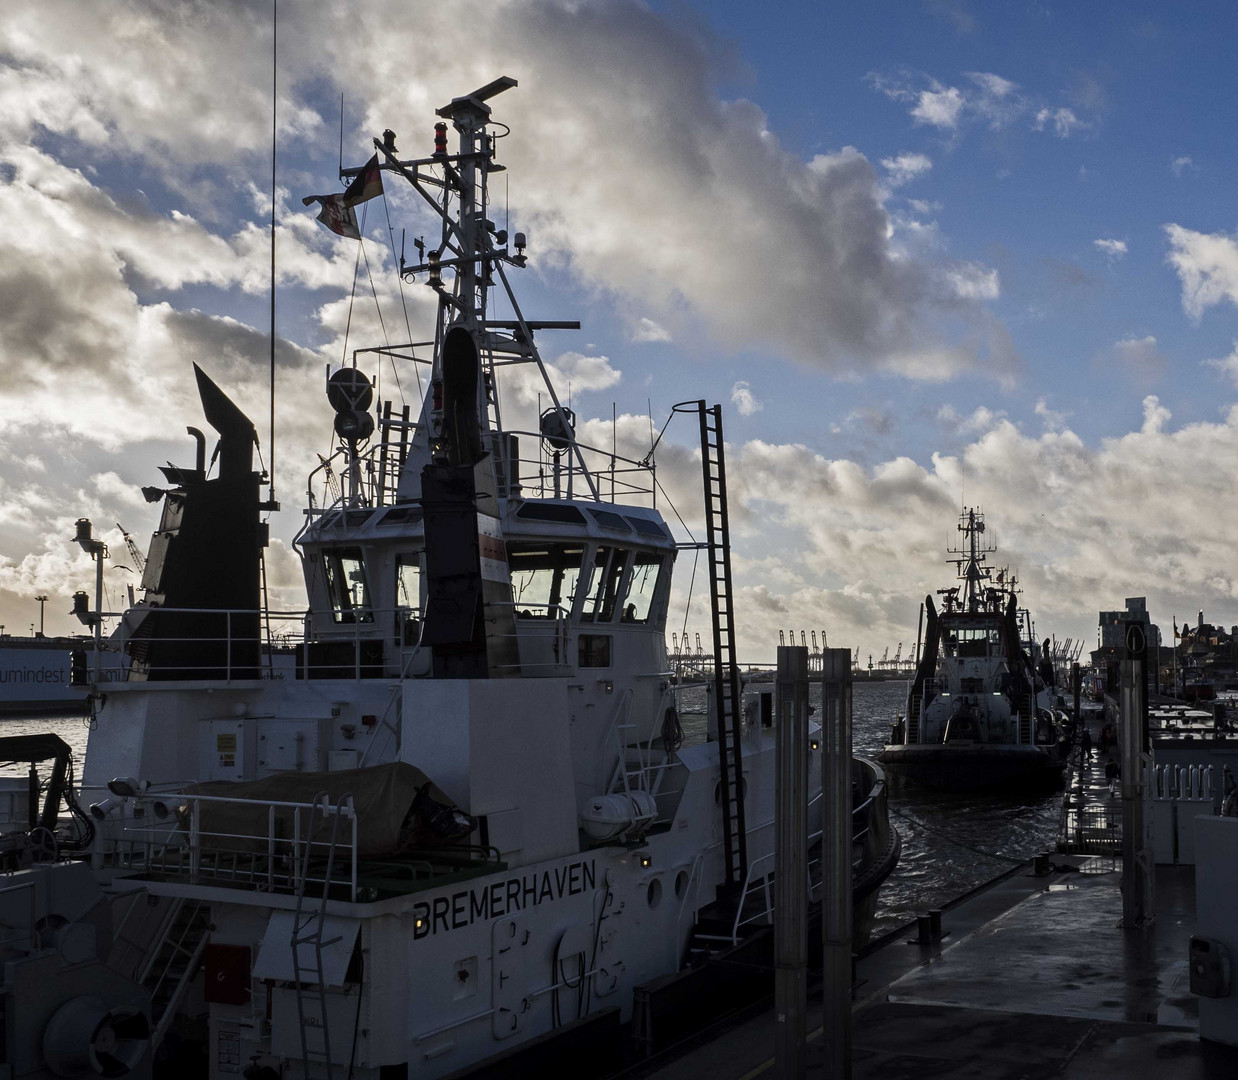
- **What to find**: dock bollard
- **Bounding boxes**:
[928,909,943,940]
[916,913,933,944]
[1034,852,1050,876]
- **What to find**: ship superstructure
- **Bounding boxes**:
[0,79,899,1078]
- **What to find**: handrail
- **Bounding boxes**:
[116,792,361,901]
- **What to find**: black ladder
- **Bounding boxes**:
[695,401,747,892]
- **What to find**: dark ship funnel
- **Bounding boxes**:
[127,365,267,680]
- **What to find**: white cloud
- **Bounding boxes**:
[1033,106,1087,138]
[1165,224,1238,319]
[936,404,1006,435]
[1034,398,1070,431]
[651,397,1238,660]
[1171,156,1195,177]
[730,381,763,416]
[1093,238,1128,259]
[631,317,670,343]
[912,84,965,129]
[872,68,1090,142]
[880,152,933,188]
[943,262,1000,300]
[1109,335,1166,381]
[1204,341,1238,387]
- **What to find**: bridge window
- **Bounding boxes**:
[396,554,422,643]
[581,547,628,623]
[508,544,585,619]
[324,547,372,624]
[620,551,663,623]
[946,625,1002,658]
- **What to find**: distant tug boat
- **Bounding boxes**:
[880,509,1067,791]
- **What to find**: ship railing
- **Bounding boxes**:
[490,428,657,506]
[305,438,409,515]
[730,769,885,944]
[112,605,380,682]
[113,792,360,902]
[488,601,572,674]
[302,422,658,517]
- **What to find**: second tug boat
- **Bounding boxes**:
[50,79,899,1077]
[880,508,1068,791]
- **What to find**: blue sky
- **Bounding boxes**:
[3,1,1238,659]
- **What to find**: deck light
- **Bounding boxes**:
[810,738,820,752]
[639,854,652,869]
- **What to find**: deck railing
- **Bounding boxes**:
[112,792,360,901]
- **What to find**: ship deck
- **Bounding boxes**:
[633,859,1237,1080]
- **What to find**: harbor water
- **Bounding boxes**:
[1,682,1061,939]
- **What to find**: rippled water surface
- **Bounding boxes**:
[4,684,1062,938]
[852,680,1060,936]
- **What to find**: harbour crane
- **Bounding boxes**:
[115,523,146,574]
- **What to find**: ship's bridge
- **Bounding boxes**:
[297,496,676,680]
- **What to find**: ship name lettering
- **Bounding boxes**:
[412,859,596,939]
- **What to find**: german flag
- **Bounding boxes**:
[344,154,383,206]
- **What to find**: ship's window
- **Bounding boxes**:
[626,516,668,539]
[620,551,663,623]
[515,503,587,524]
[324,547,372,624]
[581,547,629,623]
[508,544,585,619]
[578,634,612,668]
[396,554,422,644]
[588,508,632,532]
[952,626,1002,658]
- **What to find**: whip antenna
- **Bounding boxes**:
[267,0,278,507]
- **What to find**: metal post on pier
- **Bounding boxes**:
[1120,622,1153,927]
[821,647,853,1080]
[774,645,808,1080]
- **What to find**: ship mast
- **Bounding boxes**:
[949,508,997,613]
[345,76,601,500]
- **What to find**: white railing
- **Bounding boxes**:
[114,792,359,902]
[302,420,659,516]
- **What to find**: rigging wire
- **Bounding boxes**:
[380,189,419,400]
[339,203,369,365]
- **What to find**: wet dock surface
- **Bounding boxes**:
[642,863,1237,1080]
[636,711,1238,1080]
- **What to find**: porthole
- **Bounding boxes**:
[674,870,689,898]
[647,878,663,909]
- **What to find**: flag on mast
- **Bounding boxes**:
[301,155,383,239]
[302,193,360,239]
[343,154,383,205]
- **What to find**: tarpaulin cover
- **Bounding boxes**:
[182,761,458,858]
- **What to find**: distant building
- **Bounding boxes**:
[1098,597,1161,652]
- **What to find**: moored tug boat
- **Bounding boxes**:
[880,509,1067,791]
[0,80,897,1078]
